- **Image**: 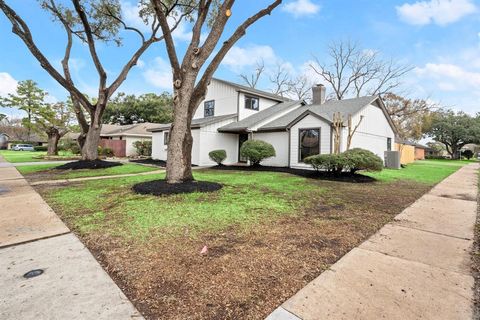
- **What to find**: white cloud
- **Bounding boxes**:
[121,1,151,33]
[223,45,278,71]
[396,0,476,26]
[143,57,172,89]
[415,62,480,89]
[0,72,18,97]
[282,0,321,18]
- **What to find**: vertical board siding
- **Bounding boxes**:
[253,132,289,167]
[289,114,331,169]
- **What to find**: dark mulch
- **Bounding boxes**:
[133,179,223,196]
[211,165,376,183]
[55,160,123,170]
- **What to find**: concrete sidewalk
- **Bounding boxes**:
[267,163,479,320]
[0,161,143,319]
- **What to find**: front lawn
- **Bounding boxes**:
[33,161,467,319]
[365,159,474,184]
[17,163,159,180]
[0,150,74,163]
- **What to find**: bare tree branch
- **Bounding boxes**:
[239,60,265,88]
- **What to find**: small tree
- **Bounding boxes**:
[240,140,275,166]
[209,149,227,165]
[0,80,47,141]
[133,140,152,157]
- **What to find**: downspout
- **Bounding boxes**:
[287,128,291,168]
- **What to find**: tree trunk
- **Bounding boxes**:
[81,105,104,161]
[46,128,60,156]
[166,91,195,183]
[451,145,459,160]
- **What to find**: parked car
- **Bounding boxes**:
[12,144,35,151]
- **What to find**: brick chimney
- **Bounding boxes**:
[312,84,326,105]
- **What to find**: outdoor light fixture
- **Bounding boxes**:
[226,8,232,17]
[23,269,44,279]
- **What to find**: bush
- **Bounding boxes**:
[463,150,474,160]
[240,140,276,166]
[304,154,350,173]
[343,148,383,173]
[100,147,114,157]
[34,146,48,151]
[59,138,80,154]
[209,149,227,165]
[425,155,445,160]
[133,140,152,156]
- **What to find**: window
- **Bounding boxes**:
[245,95,259,111]
[299,128,320,161]
[387,138,392,151]
[204,100,215,117]
[164,132,169,145]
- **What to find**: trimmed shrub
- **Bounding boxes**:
[34,146,48,151]
[59,138,80,154]
[240,139,276,166]
[463,150,474,160]
[304,154,350,173]
[101,147,114,157]
[343,148,383,173]
[209,149,227,165]
[133,140,152,156]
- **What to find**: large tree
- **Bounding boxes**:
[311,41,412,100]
[383,93,435,142]
[0,0,183,160]
[32,102,74,155]
[152,0,282,183]
[427,110,480,159]
[0,80,47,141]
[103,92,173,125]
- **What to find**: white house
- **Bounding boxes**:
[149,78,396,168]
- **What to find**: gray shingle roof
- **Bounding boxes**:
[218,100,304,132]
[148,114,237,132]
[259,96,379,131]
[212,78,291,102]
[102,122,161,136]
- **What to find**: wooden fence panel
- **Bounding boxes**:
[99,139,126,157]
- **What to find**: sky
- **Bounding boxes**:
[1,0,480,118]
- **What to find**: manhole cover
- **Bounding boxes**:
[23,269,44,279]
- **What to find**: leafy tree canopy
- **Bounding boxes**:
[103,92,173,124]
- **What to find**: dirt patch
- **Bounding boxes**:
[40,177,430,320]
[55,160,122,170]
[132,180,223,196]
[211,165,376,183]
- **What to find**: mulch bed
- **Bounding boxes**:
[130,158,167,167]
[212,165,376,183]
[133,180,223,196]
[55,160,122,170]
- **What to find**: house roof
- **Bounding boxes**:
[218,100,305,133]
[396,139,429,149]
[212,78,291,102]
[148,114,237,132]
[258,95,397,133]
[101,122,160,137]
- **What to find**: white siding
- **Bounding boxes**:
[198,118,238,166]
[289,114,332,169]
[341,103,395,159]
[151,131,168,160]
[192,79,238,119]
[253,131,289,167]
[238,92,279,121]
[125,136,151,157]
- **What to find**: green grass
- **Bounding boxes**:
[0,150,74,163]
[44,171,322,239]
[17,163,159,179]
[365,159,473,184]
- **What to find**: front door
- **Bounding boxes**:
[238,133,248,162]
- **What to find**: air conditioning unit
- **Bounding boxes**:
[384,151,400,169]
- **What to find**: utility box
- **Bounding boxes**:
[384,151,401,169]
